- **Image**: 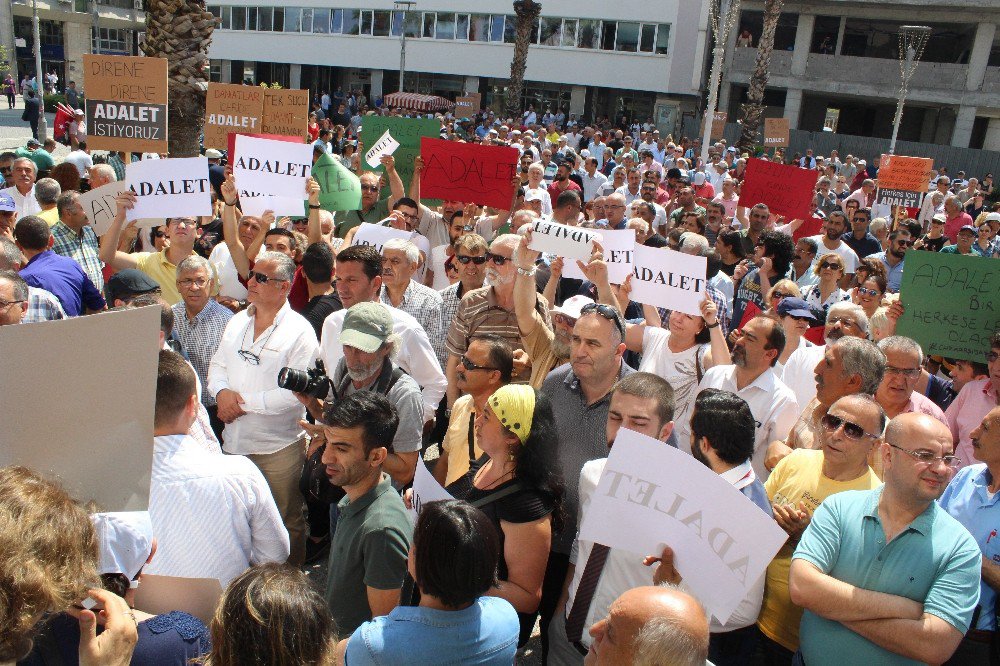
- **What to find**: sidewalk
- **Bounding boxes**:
[0,95,64,154]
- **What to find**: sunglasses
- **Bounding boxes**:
[360,185,379,192]
[581,302,626,339]
[291,219,309,225]
[820,413,880,440]
[249,270,286,285]
[857,286,881,297]
[486,252,510,266]
[460,355,497,372]
[819,261,843,270]
[894,239,912,246]
[152,230,167,238]
[771,292,793,299]
[456,254,488,265]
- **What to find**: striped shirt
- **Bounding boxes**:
[24,286,67,323]
[171,299,234,407]
[436,281,466,368]
[379,280,443,350]
[51,221,104,292]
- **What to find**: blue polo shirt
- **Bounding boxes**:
[939,463,1000,631]
[841,231,882,259]
[19,250,105,316]
[794,486,980,665]
[871,251,905,293]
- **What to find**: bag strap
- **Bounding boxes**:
[470,482,524,509]
[467,411,476,464]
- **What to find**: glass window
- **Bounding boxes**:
[76,0,89,12]
[220,6,231,30]
[616,22,639,51]
[503,15,515,43]
[300,8,313,32]
[470,14,490,42]
[578,19,599,49]
[331,9,343,34]
[257,7,272,31]
[490,15,505,42]
[539,17,561,46]
[655,24,669,54]
[208,5,220,21]
[313,8,329,33]
[422,13,435,38]
[343,9,360,35]
[273,7,283,31]
[284,7,301,32]
[402,11,420,37]
[231,6,246,31]
[93,27,128,53]
[247,6,257,31]
[209,60,221,82]
[639,23,655,52]
[456,14,470,40]
[436,12,456,40]
[600,21,616,50]
[391,11,403,36]
[562,19,577,47]
[373,10,391,36]
[360,10,372,35]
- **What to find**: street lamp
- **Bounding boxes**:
[700,0,740,167]
[889,25,931,155]
[394,1,415,93]
[32,0,47,140]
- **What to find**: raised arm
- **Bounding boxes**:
[98,192,141,270]
[221,173,251,278]
[513,230,544,337]
[381,155,404,211]
[306,177,323,244]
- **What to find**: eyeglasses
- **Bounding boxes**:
[249,271,287,285]
[819,261,843,271]
[894,239,912,246]
[485,252,510,266]
[291,219,309,225]
[885,365,921,379]
[460,355,497,372]
[852,217,868,222]
[827,316,859,328]
[581,302,626,339]
[856,286,881,297]
[606,204,625,210]
[178,278,209,288]
[820,413,880,440]
[151,230,167,238]
[0,298,26,309]
[771,291,793,299]
[887,443,961,469]
[400,212,419,222]
[456,254,488,265]
[360,185,379,192]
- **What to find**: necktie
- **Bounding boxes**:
[564,543,611,643]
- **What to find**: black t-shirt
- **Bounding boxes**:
[302,292,343,340]
[919,234,947,252]
[644,233,669,248]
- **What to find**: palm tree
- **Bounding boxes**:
[736,0,784,153]
[142,0,215,157]
[504,0,541,121]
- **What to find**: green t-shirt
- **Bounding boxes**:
[334,197,390,238]
[16,147,54,173]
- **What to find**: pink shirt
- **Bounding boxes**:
[902,391,947,424]
[946,379,999,468]
[943,211,974,243]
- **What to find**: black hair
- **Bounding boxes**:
[690,389,756,465]
[470,334,514,383]
[509,391,565,531]
[718,230,747,259]
[705,250,722,280]
[265,227,296,243]
[301,242,334,283]
[323,391,399,455]
[754,315,786,366]
[393,197,419,211]
[335,244,382,281]
[555,189,581,209]
[760,230,795,277]
[612,372,675,425]
[155,349,196,429]
[12,216,50,251]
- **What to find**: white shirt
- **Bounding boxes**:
[2,185,41,218]
[207,302,318,455]
[615,184,642,206]
[428,244,452,291]
[779,343,826,411]
[696,365,800,480]
[806,235,859,274]
[320,303,447,421]
[638,328,704,453]
[577,170,608,203]
[208,242,249,300]
[64,150,94,179]
[147,433,290,586]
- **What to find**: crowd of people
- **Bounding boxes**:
[1,97,1000,666]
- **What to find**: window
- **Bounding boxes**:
[209,60,221,82]
[578,19,600,49]
[490,15,505,42]
[300,8,313,32]
[436,13,456,40]
[331,9,343,34]
[422,13,435,38]
[503,15,516,43]
[655,24,669,54]
[639,24,656,52]
[360,10,372,35]
[273,7,284,31]
[220,6,231,30]
[257,7,272,31]
[562,19,577,47]
[76,0,88,12]
[373,10,391,36]
[284,7,301,32]
[93,27,128,53]
[343,10,360,35]
[231,7,247,31]
[391,10,420,37]
[469,14,490,42]
[247,6,257,31]
[208,5,220,22]
[600,21,616,50]
[456,14,470,40]
[313,8,329,33]
[539,17,561,46]
[616,22,639,52]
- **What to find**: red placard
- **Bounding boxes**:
[419,137,519,209]
[227,132,303,162]
[804,325,826,345]
[738,158,818,222]
[793,215,825,242]
[736,300,763,331]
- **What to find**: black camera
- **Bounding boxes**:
[277,360,330,399]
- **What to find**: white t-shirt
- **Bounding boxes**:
[807,235,859,274]
[208,242,248,300]
[638,327,705,453]
[64,149,94,179]
[428,243,452,291]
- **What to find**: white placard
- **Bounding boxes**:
[528,219,601,263]
[233,134,313,199]
[79,180,128,236]
[125,157,213,221]
[408,459,455,524]
[563,229,637,284]
[238,191,305,218]
[629,244,707,316]
[578,428,787,624]
[365,129,401,169]
[350,222,414,255]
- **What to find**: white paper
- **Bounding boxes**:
[238,192,305,218]
[233,135,313,199]
[350,222,414,255]
[577,428,787,624]
[125,157,213,221]
[365,129,401,169]
[79,181,128,236]
[0,307,160,511]
[629,244,707,316]
[528,219,601,263]
[408,459,455,524]
[562,229,636,284]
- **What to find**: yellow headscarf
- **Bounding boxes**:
[488,385,536,445]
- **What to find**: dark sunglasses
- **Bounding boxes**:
[460,355,497,372]
[291,218,309,225]
[456,254,488,265]
[151,230,167,238]
[819,261,843,270]
[486,252,510,266]
[360,185,379,192]
[249,270,286,285]
[581,302,626,339]
[894,239,912,246]
[820,413,879,440]
[857,286,881,297]
[771,291,793,299]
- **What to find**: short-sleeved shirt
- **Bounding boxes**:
[334,198,390,238]
[325,473,412,635]
[637,328,705,453]
[840,231,882,259]
[19,250,105,316]
[807,235,859,274]
[133,249,219,306]
[946,379,999,469]
[333,359,424,455]
[440,395,483,486]
[51,221,103,291]
[794,486,981,664]
[171,300,234,407]
[871,251,905,292]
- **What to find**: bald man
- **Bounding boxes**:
[789,413,981,665]
[585,586,709,666]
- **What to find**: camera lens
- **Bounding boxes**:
[277,367,311,393]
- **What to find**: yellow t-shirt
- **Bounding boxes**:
[440,395,482,487]
[133,249,219,306]
[38,207,60,226]
[757,449,881,652]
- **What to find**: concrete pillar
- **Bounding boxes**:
[791,14,815,77]
[918,107,937,143]
[966,22,996,92]
[289,63,301,89]
[935,108,955,145]
[370,69,383,99]
[835,16,846,54]
[984,117,1000,152]
[784,88,803,129]
[951,105,976,147]
[463,75,479,95]
[569,85,586,119]
[63,21,92,88]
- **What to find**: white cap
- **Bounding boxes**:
[693,172,707,186]
[552,295,595,320]
[985,212,1000,223]
[92,512,153,581]
[204,148,223,159]
[524,189,546,203]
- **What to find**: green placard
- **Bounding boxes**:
[896,250,999,362]
[361,116,441,197]
[308,152,361,212]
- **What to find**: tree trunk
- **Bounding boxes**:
[142,0,215,157]
[737,0,783,153]
[505,0,541,121]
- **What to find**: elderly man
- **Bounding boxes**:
[50,190,103,291]
[942,195,975,243]
[0,269,29,325]
[89,163,117,190]
[334,170,395,239]
[33,177,60,226]
[600,193,628,230]
[789,413,981,665]
[875,336,946,423]
[207,250,319,566]
[1,157,41,219]
[379,238,442,345]
[436,233,489,368]
[946,331,1000,468]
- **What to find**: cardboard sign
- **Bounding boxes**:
[711,111,727,140]
[311,152,361,212]
[629,244,707,316]
[877,154,934,193]
[407,459,455,524]
[79,180,128,236]
[134,575,223,625]
[764,118,790,147]
[204,83,264,150]
[528,220,601,262]
[361,116,441,191]
[232,135,312,199]
[455,94,481,119]
[238,193,305,218]
[738,158,817,221]
[0,307,160,511]
[350,222,414,254]
[125,157,213,221]
[420,137,519,209]
[365,129,401,169]
[226,132,303,163]
[792,215,825,243]
[261,88,310,137]
[578,428,787,623]
[563,228,637,284]
[896,251,999,362]
[84,54,168,153]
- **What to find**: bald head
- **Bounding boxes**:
[881,412,956,501]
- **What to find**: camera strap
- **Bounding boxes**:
[331,358,406,401]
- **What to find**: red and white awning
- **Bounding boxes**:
[382,92,455,112]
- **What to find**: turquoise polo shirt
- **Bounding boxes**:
[939,463,1000,631]
[794,486,980,665]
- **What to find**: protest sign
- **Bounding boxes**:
[227,132,302,162]
[563,229,636,284]
[629,244,707,316]
[361,116,441,191]
[232,135,312,199]
[711,112,727,140]
[407,459,455,524]
[877,154,934,208]
[738,158,817,221]
[365,129,401,169]
[350,222,414,254]
[204,83,264,149]
[239,194,305,218]
[125,157,213,221]
[135,576,223,624]
[311,152,361,212]
[79,180,128,236]
[420,137,519,209]
[578,428,787,624]
[84,54,168,153]
[455,94,481,118]
[261,88,310,137]
[792,215,825,242]
[0,307,159,511]
[528,220,601,263]
[764,118,790,148]
[896,250,999,362]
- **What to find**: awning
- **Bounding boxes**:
[382,92,455,112]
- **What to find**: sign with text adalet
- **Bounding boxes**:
[578,428,787,624]
[876,154,934,209]
[204,83,265,150]
[528,220,601,263]
[629,244,707,316]
[125,157,213,221]
[361,116,441,191]
[563,228,636,284]
[311,152,361,212]
[896,250,999,363]
[261,88,310,137]
[232,135,312,198]
[84,54,168,153]
[738,158,817,221]
[78,180,128,236]
[764,118,790,148]
[420,137,519,209]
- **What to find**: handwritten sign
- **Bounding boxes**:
[407,459,455,524]
[563,228,637,284]
[455,94,481,119]
[364,129,401,169]
[204,83,264,149]
[233,134,312,199]
[711,111,727,140]
[420,137,519,209]
[629,244,707,316]
[877,154,934,208]
[578,428,787,624]
[79,180,128,236]
[311,152,361,212]
[350,222,414,255]
[125,157,212,221]
[764,118,790,147]
[261,88,310,137]
[738,158,817,221]
[84,54,168,153]
[896,250,999,362]
[361,117,441,192]
[528,220,601,262]
[792,215,825,242]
